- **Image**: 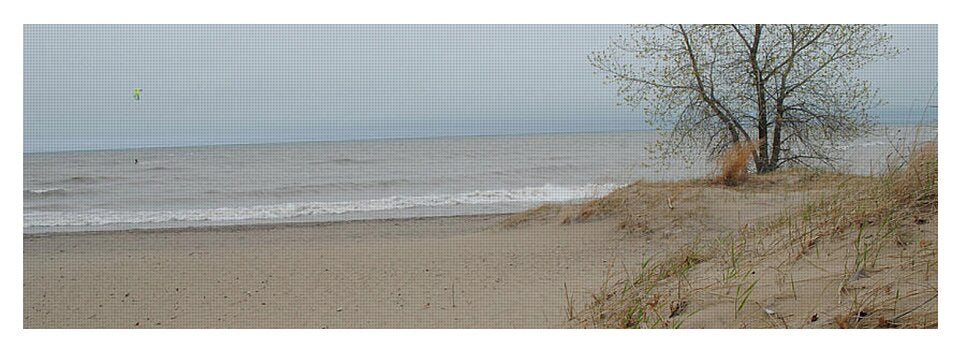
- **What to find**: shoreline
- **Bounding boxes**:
[23,212,515,238]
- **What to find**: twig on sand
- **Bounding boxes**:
[893,293,937,321]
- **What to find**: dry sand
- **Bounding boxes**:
[24,214,649,328]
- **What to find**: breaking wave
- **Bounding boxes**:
[23,188,68,197]
[24,183,622,228]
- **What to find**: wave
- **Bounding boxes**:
[62,176,118,184]
[23,188,68,196]
[311,158,377,165]
[23,183,622,228]
[272,179,413,192]
[200,179,415,195]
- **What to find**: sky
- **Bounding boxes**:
[23,24,937,153]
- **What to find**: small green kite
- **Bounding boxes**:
[133,88,142,101]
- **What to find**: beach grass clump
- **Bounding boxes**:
[579,241,709,328]
[790,142,937,254]
[884,142,937,214]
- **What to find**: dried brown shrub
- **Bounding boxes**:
[712,141,757,186]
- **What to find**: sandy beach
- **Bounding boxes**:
[23,169,836,328]
[24,156,938,329]
[24,214,649,328]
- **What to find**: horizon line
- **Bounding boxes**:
[23,128,656,155]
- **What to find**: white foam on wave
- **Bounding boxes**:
[23,183,623,228]
[24,188,67,195]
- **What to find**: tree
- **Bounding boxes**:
[590,24,898,173]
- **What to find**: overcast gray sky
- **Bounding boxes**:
[23,24,936,153]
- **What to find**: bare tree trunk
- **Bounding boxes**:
[770,93,790,168]
[771,110,784,168]
[738,24,771,172]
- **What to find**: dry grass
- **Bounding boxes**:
[886,142,937,214]
[712,141,756,186]
[782,142,937,257]
[571,142,937,328]
[579,240,707,328]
